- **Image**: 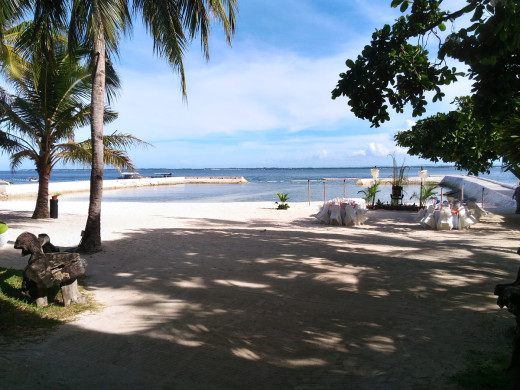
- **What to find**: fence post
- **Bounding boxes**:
[308,180,311,206]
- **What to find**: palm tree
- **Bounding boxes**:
[0,28,147,218]
[357,180,381,208]
[410,182,439,207]
[11,0,237,252]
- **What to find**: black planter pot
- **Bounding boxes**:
[391,185,403,198]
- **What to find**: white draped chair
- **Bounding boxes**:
[437,206,454,230]
[344,204,357,226]
[416,207,427,223]
[473,204,487,221]
[329,204,343,226]
[420,205,436,229]
[315,203,330,224]
[354,204,368,224]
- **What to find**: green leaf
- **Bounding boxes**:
[472,5,483,21]
[400,1,409,13]
[346,59,355,68]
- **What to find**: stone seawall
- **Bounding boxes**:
[0,176,248,200]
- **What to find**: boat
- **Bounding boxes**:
[0,180,10,185]
[119,171,145,179]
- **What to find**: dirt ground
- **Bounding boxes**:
[0,200,519,389]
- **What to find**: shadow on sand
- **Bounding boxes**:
[0,210,519,389]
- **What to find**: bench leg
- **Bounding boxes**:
[61,279,87,306]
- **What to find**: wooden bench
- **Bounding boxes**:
[494,265,520,375]
[14,232,87,307]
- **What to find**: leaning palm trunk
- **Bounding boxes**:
[79,4,105,253]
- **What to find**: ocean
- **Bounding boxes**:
[1,166,517,203]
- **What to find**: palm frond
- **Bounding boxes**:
[0,129,21,152]
[103,131,151,150]
[9,148,36,171]
[70,0,131,59]
[56,131,149,170]
[135,0,188,96]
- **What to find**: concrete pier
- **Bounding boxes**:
[0,176,248,200]
[440,175,516,211]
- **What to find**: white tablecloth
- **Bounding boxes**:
[315,198,367,226]
[416,203,485,230]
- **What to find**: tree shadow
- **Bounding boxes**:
[0,210,519,389]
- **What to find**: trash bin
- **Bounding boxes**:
[50,198,58,218]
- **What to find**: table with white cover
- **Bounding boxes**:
[416,202,486,230]
[315,198,368,226]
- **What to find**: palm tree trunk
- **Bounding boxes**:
[32,168,50,219]
[79,2,105,253]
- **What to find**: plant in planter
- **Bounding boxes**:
[51,193,61,200]
[357,180,381,209]
[0,221,8,247]
[410,181,439,207]
[388,153,409,204]
[275,192,290,209]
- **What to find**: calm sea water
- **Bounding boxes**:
[1,166,517,203]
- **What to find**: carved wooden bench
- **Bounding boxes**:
[494,266,520,374]
[14,232,87,307]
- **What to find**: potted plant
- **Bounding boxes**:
[275,192,290,209]
[358,180,381,209]
[388,153,408,204]
[410,181,439,208]
[51,193,61,200]
[0,221,8,247]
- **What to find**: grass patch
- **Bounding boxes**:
[0,267,99,339]
[452,350,517,389]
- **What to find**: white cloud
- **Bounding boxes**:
[406,120,416,128]
[111,47,356,143]
[367,142,390,157]
[314,149,328,159]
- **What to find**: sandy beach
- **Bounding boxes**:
[1,198,520,389]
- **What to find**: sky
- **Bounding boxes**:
[2,0,473,170]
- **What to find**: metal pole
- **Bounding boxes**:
[440,187,443,203]
[482,188,485,208]
[323,181,326,203]
[343,179,346,198]
[308,180,311,206]
[420,179,423,208]
[461,184,464,202]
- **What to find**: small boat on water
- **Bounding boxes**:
[28,177,38,182]
[119,171,146,179]
[0,180,10,185]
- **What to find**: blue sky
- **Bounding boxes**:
[2,0,472,170]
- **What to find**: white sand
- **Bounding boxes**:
[1,199,519,389]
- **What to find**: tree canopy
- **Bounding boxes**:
[332,0,520,177]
